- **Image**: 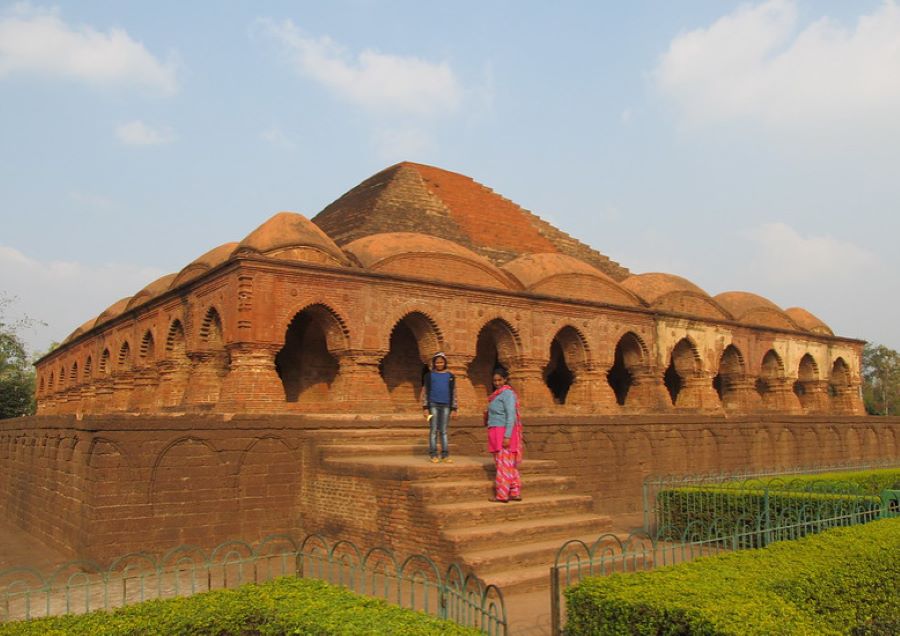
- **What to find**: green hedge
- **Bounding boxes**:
[0,577,482,636]
[725,468,900,496]
[656,468,900,541]
[657,487,881,542]
[564,518,900,635]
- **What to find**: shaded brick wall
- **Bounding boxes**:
[1,414,897,564]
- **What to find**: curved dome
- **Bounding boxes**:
[503,253,640,306]
[126,273,178,311]
[620,273,708,304]
[94,297,132,327]
[61,316,99,345]
[237,212,350,267]
[715,292,800,331]
[621,273,731,320]
[344,232,518,290]
[172,242,238,288]
[785,307,833,336]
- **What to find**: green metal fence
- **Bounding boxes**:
[0,533,507,635]
[549,461,899,636]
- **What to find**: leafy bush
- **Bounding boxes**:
[656,468,900,541]
[0,577,482,636]
[564,518,900,635]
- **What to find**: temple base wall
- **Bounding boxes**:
[0,414,897,564]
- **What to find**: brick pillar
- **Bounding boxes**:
[720,376,762,413]
[127,367,160,412]
[109,373,134,412]
[79,384,97,415]
[832,382,864,415]
[330,350,393,412]
[759,378,802,414]
[217,343,285,412]
[798,380,830,414]
[182,352,229,408]
[93,378,115,412]
[447,356,481,414]
[156,359,191,408]
[510,357,554,411]
[569,362,618,413]
[626,368,671,411]
[676,373,722,411]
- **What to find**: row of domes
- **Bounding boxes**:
[62,211,832,344]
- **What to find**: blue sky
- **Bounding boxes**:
[2,0,899,354]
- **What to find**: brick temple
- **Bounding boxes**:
[3,162,896,589]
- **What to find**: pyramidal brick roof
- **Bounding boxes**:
[312,162,630,281]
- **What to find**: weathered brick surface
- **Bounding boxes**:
[0,415,896,565]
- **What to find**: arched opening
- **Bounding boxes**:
[158,319,190,408]
[99,348,111,376]
[830,358,851,391]
[83,356,92,381]
[379,313,441,409]
[70,361,79,383]
[794,353,819,406]
[467,319,519,397]
[58,365,66,390]
[756,349,786,408]
[47,372,54,393]
[830,357,854,412]
[166,320,187,357]
[714,345,745,406]
[275,305,343,404]
[117,342,131,371]
[607,332,647,406]
[543,326,588,405]
[664,339,699,405]
[139,330,154,362]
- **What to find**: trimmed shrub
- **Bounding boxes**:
[0,577,483,636]
[564,518,900,635]
[656,468,900,541]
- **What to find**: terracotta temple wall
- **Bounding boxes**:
[1,414,896,564]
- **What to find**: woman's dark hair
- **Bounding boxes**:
[493,366,510,381]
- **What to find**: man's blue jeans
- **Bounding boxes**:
[428,405,451,458]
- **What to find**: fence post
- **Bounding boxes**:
[550,566,561,636]
[642,479,650,533]
[763,485,771,547]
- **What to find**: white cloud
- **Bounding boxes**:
[256,18,461,117]
[260,125,296,149]
[116,120,176,146]
[0,3,178,94]
[654,1,900,132]
[0,245,165,353]
[744,222,877,285]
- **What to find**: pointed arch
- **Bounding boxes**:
[275,303,350,404]
[664,337,702,405]
[83,355,93,381]
[99,348,111,375]
[165,319,187,355]
[380,311,444,409]
[606,331,650,406]
[117,341,132,370]
[713,344,745,407]
[199,306,225,347]
[139,329,155,361]
[467,318,522,397]
[69,361,79,383]
[543,325,590,405]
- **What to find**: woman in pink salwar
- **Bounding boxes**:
[484,368,523,503]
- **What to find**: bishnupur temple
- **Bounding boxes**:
[3,163,898,590]
[32,161,865,417]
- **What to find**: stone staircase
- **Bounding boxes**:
[313,428,613,593]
